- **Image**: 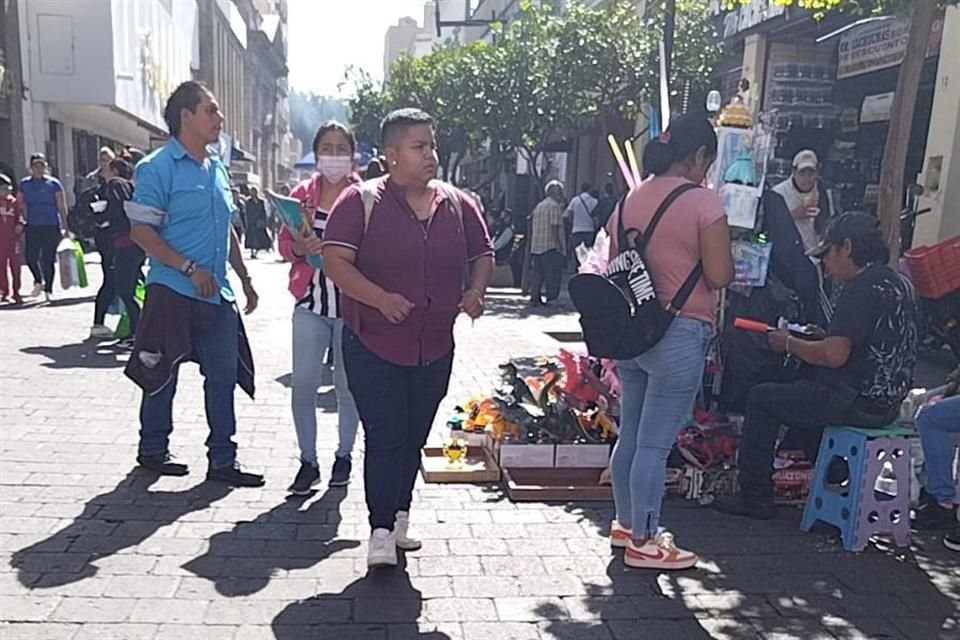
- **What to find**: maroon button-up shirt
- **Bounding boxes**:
[323,178,493,366]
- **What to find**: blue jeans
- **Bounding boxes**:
[918,395,960,504]
[291,307,360,464]
[342,327,453,531]
[138,299,239,469]
[611,317,711,539]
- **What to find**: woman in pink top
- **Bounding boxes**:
[279,122,362,495]
[607,114,733,571]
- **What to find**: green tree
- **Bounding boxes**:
[387,42,490,180]
[340,67,390,149]
[730,0,958,259]
[471,0,720,189]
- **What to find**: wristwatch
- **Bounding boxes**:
[181,259,198,276]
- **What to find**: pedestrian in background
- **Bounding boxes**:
[77,146,115,199]
[280,120,361,495]
[90,158,144,343]
[0,173,25,304]
[123,81,263,488]
[528,180,566,307]
[243,186,272,259]
[323,108,494,568]
[565,181,598,260]
[19,153,69,302]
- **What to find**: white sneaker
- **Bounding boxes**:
[610,520,632,548]
[394,511,422,551]
[44,292,54,303]
[367,528,398,568]
[89,324,114,340]
[624,530,698,570]
[30,284,42,298]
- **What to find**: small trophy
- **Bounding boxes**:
[442,437,468,469]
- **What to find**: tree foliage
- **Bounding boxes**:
[341,67,391,151]
[341,0,722,184]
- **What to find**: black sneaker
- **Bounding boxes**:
[137,453,189,476]
[288,462,320,495]
[329,455,352,487]
[207,463,265,488]
[912,499,957,530]
[712,494,776,520]
[944,526,960,552]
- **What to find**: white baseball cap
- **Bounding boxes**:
[792,150,819,171]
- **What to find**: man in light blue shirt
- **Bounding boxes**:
[125,81,262,487]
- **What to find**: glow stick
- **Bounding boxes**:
[658,40,671,128]
[624,138,642,186]
[607,134,635,188]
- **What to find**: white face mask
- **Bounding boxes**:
[316,155,352,183]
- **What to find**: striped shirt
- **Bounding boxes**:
[295,208,340,318]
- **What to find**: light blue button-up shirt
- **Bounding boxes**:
[127,138,236,304]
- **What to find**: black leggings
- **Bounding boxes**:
[94,239,145,334]
[25,226,62,293]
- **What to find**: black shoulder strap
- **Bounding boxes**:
[668,262,704,314]
[639,183,699,253]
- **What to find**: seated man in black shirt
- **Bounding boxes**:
[715,212,920,519]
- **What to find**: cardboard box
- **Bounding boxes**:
[462,430,494,451]
[420,446,501,484]
[497,443,556,468]
[502,467,612,502]
[554,444,611,468]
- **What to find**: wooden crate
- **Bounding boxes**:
[420,446,501,484]
[502,467,612,502]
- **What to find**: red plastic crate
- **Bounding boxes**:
[905,236,960,299]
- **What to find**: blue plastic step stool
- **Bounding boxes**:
[800,425,913,552]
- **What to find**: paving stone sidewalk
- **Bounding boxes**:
[0,258,957,640]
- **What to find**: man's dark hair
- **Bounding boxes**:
[381,108,434,149]
[109,158,133,180]
[580,182,592,193]
[163,81,210,137]
[825,212,890,267]
[312,121,356,155]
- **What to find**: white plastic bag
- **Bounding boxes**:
[57,238,79,290]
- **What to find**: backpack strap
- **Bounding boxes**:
[360,177,385,233]
[637,183,699,252]
[666,263,704,315]
[361,178,464,234]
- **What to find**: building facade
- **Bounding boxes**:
[12,0,198,198]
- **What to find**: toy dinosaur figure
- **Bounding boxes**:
[497,362,537,406]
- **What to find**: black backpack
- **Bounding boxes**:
[568,183,703,360]
[68,184,106,239]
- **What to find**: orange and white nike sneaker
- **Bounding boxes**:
[610,521,632,548]
[624,530,698,570]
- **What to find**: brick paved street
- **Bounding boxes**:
[1,257,957,639]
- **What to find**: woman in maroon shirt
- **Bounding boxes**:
[323,108,494,568]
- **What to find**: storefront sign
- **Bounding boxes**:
[711,0,786,39]
[860,91,895,124]
[837,14,944,80]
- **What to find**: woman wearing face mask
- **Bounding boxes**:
[606,114,733,570]
[279,121,361,494]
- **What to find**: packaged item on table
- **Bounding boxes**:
[731,239,772,287]
[773,450,814,504]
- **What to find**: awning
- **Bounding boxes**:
[294,151,315,169]
[232,143,256,163]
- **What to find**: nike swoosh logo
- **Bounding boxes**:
[627,547,667,561]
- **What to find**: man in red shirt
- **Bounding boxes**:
[323,108,494,568]
[0,174,25,304]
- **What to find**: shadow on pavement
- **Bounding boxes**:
[483,290,574,320]
[182,487,360,597]
[271,557,451,639]
[21,340,131,369]
[0,294,97,312]
[536,498,959,640]
[11,470,230,588]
